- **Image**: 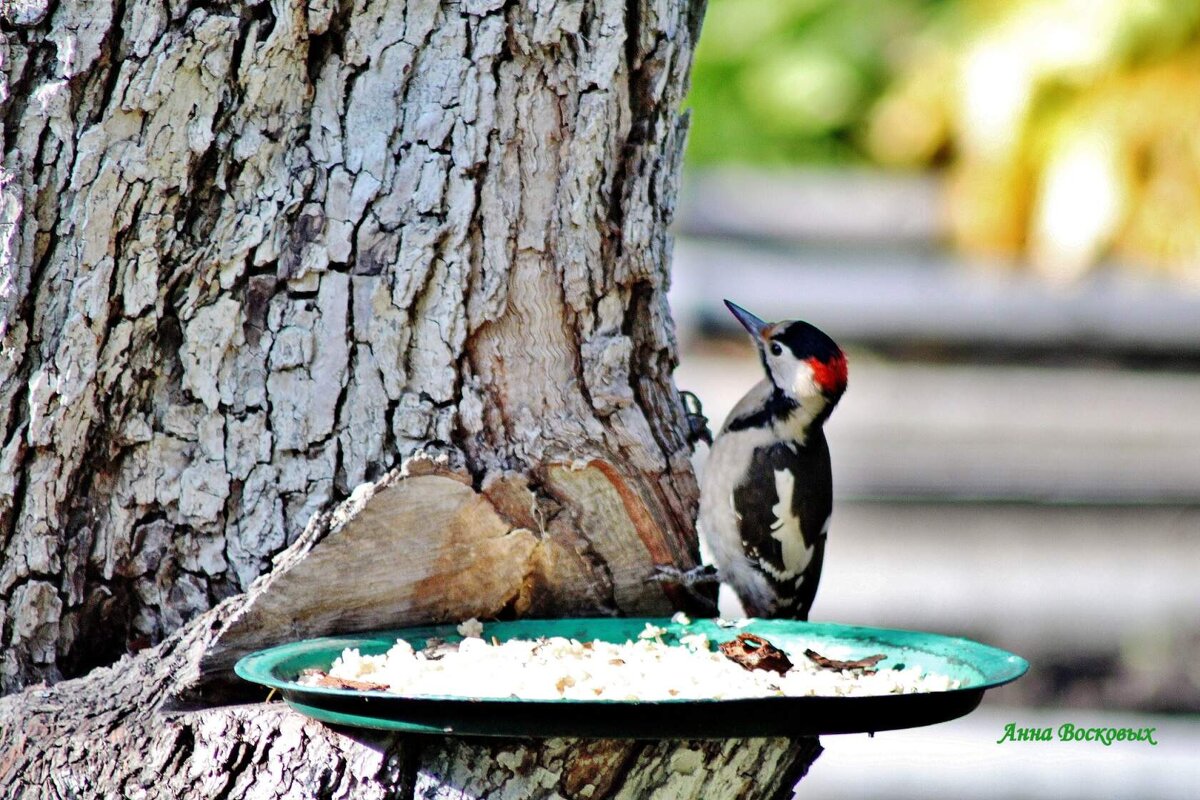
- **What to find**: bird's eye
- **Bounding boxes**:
[769,342,783,356]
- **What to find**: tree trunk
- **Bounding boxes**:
[0,0,821,795]
[0,0,704,694]
[1,485,823,797]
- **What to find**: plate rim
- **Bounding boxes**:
[234,617,1030,706]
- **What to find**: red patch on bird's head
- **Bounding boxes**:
[807,353,848,395]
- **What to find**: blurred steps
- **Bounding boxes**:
[678,352,1200,505]
[678,169,944,246]
[677,351,1200,713]
[678,351,1200,648]
[671,236,1200,358]
[672,170,1200,794]
[671,170,1200,358]
[801,707,1200,800]
[816,501,1200,652]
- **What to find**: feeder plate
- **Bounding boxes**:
[234,618,1027,738]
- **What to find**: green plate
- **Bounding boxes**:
[234,617,1027,739]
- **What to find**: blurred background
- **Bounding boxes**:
[671,0,1200,797]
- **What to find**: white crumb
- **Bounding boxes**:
[456,618,484,638]
[304,624,963,701]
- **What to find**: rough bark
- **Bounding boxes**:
[1,0,823,795]
[0,465,822,799]
[1,0,703,692]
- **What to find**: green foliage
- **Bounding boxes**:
[684,0,1200,278]
[866,0,1200,276]
[684,0,952,165]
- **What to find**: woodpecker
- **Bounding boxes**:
[697,300,848,620]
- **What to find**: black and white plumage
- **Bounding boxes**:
[698,301,848,620]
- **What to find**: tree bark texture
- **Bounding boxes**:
[0,0,825,795]
[1,0,706,692]
[0,469,823,799]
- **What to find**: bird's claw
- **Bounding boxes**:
[653,564,720,616]
[652,563,720,587]
[680,390,713,447]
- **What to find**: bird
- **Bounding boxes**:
[696,300,848,620]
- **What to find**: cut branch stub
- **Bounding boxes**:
[540,460,707,614]
[197,463,698,692]
[201,473,533,684]
[0,464,817,800]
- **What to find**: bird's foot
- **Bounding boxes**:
[679,390,713,447]
[652,563,720,588]
[652,564,721,615]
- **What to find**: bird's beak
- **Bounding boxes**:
[724,300,768,340]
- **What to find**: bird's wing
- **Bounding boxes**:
[721,379,775,432]
[732,433,832,619]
